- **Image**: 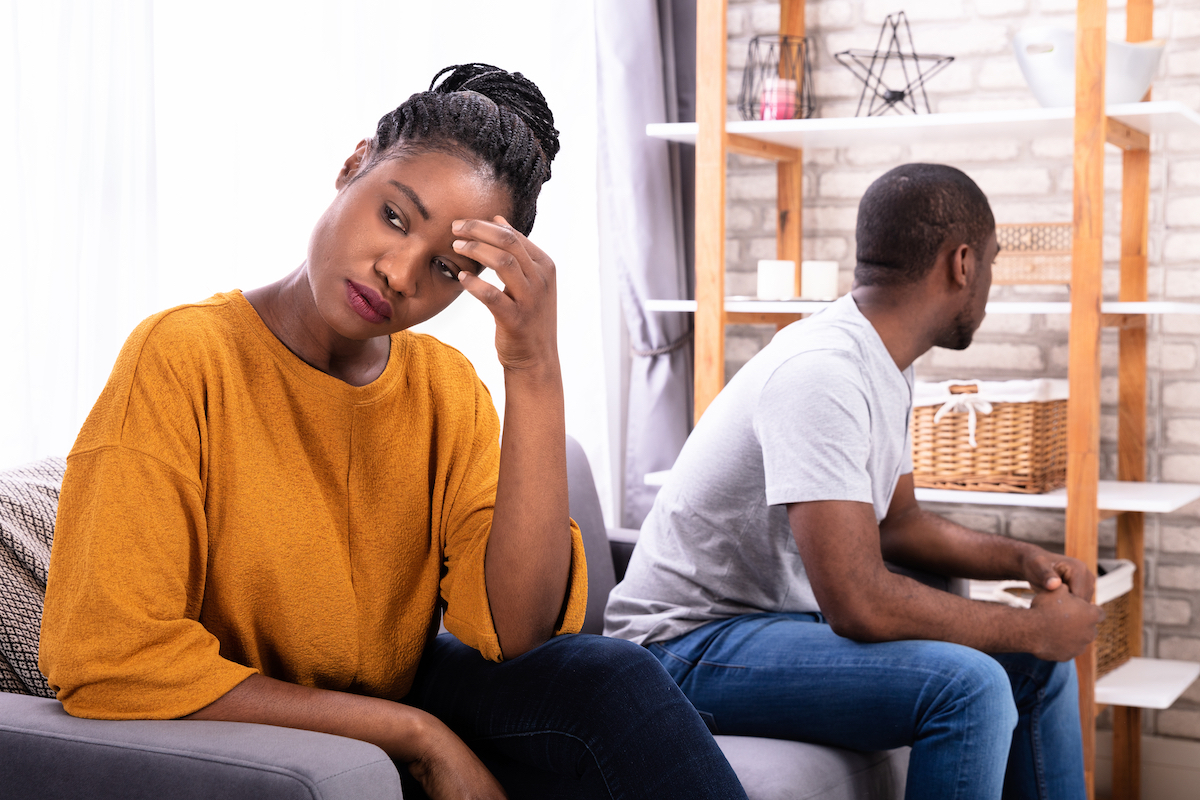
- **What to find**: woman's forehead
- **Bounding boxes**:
[369,150,510,220]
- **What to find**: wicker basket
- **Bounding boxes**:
[970,559,1135,678]
[912,383,1068,494]
[993,222,1072,284]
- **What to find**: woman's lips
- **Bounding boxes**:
[346,280,392,324]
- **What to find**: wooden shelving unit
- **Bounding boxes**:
[667,0,1198,797]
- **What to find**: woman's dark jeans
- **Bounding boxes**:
[402,632,748,799]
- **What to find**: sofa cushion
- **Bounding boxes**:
[0,457,65,697]
[716,736,907,800]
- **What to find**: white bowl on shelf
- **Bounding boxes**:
[1012,26,1164,108]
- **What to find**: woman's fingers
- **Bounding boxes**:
[454,238,531,295]
[452,218,538,290]
[457,270,508,310]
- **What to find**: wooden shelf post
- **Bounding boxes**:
[778,2,805,283]
[1067,0,1107,796]
[694,0,728,419]
[1112,4,1154,797]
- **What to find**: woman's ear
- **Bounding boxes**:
[336,139,372,190]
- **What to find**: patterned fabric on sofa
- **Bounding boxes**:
[0,457,65,697]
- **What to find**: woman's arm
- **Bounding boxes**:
[453,217,573,658]
[186,674,505,799]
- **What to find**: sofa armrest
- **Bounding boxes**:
[608,527,640,583]
[0,693,403,800]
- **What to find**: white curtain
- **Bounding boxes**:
[595,0,693,527]
[1,0,617,521]
[0,0,157,466]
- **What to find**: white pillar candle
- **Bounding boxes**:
[757,259,797,300]
[801,260,840,300]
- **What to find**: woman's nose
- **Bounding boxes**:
[376,257,418,297]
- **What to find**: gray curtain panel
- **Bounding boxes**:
[596,0,696,529]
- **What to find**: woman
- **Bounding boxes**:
[39,64,746,799]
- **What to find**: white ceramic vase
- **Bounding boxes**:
[1012,26,1164,108]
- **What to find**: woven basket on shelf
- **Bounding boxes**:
[911,384,1068,494]
[993,222,1072,284]
[1097,591,1134,677]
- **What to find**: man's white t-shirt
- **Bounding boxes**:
[605,294,914,646]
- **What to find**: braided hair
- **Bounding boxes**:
[366,63,560,236]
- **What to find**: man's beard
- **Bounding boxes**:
[934,305,977,351]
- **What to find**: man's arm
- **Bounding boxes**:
[879,473,1097,600]
[787,487,1102,661]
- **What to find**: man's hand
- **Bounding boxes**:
[793,478,1108,658]
[1020,550,1095,602]
[1028,585,1105,662]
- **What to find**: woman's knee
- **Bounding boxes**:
[540,633,674,691]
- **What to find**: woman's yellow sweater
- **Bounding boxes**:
[39,291,587,719]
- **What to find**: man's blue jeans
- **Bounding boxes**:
[649,613,1086,800]
[403,632,749,799]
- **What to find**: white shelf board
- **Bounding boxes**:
[644,299,1200,315]
[645,299,700,312]
[646,100,1200,150]
[915,481,1200,514]
[644,469,670,487]
[727,299,833,313]
[652,475,1200,512]
[1095,657,1200,709]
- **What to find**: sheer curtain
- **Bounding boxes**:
[0,0,157,466]
[1,0,617,519]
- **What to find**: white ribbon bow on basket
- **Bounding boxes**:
[932,385,993,449]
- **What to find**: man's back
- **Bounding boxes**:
[605,294,913,645]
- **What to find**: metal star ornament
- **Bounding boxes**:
[834,11,954,116]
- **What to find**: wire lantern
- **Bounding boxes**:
[738,35,815,121]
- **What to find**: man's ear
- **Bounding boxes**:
[949,243,974,290]
[336,139,371,191]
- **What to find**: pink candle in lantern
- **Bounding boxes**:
[760,77,797,120]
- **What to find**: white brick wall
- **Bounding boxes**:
[721,0,1200,742]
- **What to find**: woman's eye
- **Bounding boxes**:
[384,206,406,232]
[435,260,457,280]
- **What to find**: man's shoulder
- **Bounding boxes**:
[770,303,873,361]
[759,334,869,393]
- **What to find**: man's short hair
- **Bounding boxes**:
[854,163,995,287]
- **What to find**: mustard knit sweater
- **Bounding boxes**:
[39,292,587,719]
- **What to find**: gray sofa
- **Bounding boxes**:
[0,442,907,799]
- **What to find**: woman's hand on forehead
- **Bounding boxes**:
[452,216,559,376]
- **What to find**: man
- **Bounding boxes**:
[605,164,1102,799]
